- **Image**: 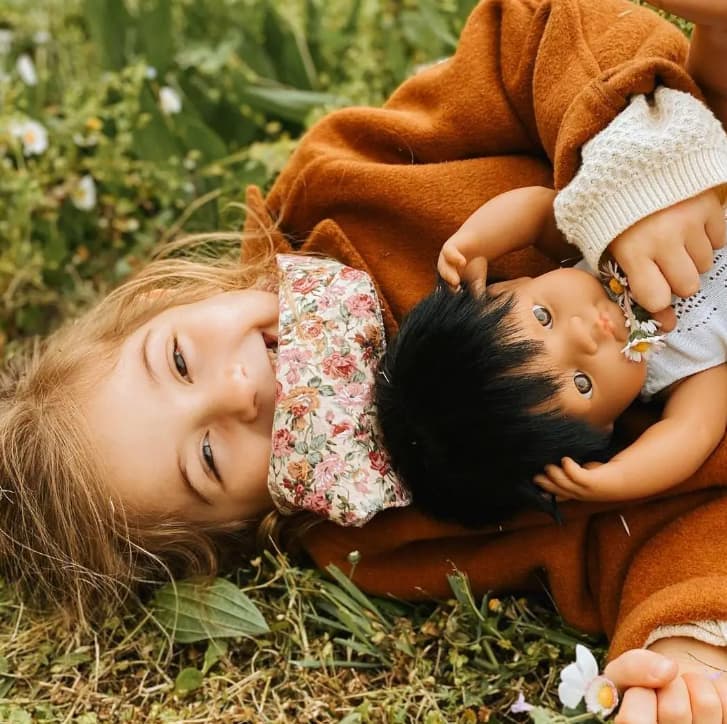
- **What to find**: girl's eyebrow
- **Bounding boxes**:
[141,330,159,386]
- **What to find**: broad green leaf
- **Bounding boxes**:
[133,86,181,163]
[151,578,269,643]
[137,0,173,74]
[174,667,204,695]
[238,84,344,125]
[83,0,130,70]
[172,113,227,162]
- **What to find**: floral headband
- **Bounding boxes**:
[267,254,411,526]
[599,259,665,362]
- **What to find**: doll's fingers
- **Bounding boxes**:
[441,244,467,268]
[533,475,573,501]
[560,458,592,487]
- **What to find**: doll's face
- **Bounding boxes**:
[82,290,279,524]
[489,268,648,430]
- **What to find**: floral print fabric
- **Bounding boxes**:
[268,254,411,526]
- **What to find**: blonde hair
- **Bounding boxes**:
[0,232,302,624]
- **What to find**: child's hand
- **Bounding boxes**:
[649,0,727,28]
[607,189,725,324]
[534,458,626,502]
[605,646,727,723]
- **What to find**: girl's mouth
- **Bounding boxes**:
[262,331,278,370]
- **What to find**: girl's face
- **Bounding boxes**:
[490,268,648,430]
[83,290,279,524]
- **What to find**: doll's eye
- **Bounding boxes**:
[532,305,552,328]
[573,372,593,398]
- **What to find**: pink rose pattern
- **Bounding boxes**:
[268,254,411,526]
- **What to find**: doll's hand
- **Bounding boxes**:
[437,237,487,293]
[605,645,727,723]
[533,458,626,502]
[607,189,725,328]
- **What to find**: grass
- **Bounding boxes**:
[0,552,603,722]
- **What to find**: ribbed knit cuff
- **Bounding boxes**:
[645,620,727,649]
[563,148,727,271]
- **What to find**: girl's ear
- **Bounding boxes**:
[487,277,531,296]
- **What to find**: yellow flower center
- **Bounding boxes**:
[633,341,651,353]
[597,683,616,709]
[23,130,37,144]
[608,278,624,295]
[85,117,102,131]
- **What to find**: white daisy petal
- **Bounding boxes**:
[16,54,37,86]
[575,644,599,681]
[558,679,585,709]
[159,86,181,114]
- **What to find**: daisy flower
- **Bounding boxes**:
[558,644,619,716]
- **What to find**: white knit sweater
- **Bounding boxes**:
[555,87,727,271]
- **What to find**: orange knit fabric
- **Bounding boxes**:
[243,0,727,658]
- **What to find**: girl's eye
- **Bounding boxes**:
[173,338,189,379]
[573,372,593,398]
[202,432,221,482]
[532,305,552,328]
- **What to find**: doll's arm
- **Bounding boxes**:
[437,186,562,289]
[534,364,727,502]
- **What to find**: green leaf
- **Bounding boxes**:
[172,113,227,162]
[201,639,228,675]
[137,0,173,74]
[83,0,130,70]
[174,667,204,695]
[238,84,344,125]
[133,86,181,163]
[151,578,269,643]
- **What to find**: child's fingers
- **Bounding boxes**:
[706,204,727,251]
[440,244,467,268]
[686,230,718,273]
[614,686,658,724]
[653,245,701,299]
[619,256,673,314]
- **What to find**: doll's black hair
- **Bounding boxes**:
[374,280,612,528]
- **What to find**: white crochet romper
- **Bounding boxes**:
[641,245,727,399]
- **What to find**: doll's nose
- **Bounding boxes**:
[568,315,598,355]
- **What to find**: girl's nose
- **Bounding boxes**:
[211,364,258,421]
[568,315,598,355]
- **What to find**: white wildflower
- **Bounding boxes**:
[145,65,157,80]
[159,86,181,115]
[558,644,600,709]
[10,118,48,155]
[0,29,13,55]
[33,30,50,45]
[71,175,97,211]
[16,54,37,86]
[621,335,666,363]
[584,675,619,716]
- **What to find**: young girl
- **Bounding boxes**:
[5,0,727,718]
